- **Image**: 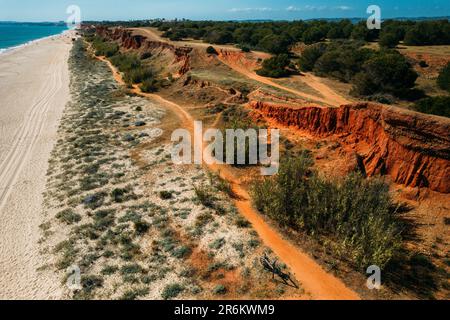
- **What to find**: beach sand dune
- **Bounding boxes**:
[0,33,73,299]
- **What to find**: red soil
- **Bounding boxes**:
[249,100,450,193]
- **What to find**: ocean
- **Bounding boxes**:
[0,22,68,52]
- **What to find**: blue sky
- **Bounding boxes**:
[0,0,448,22]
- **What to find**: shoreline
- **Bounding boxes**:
[0,31,74,299]
[0,28,71,57]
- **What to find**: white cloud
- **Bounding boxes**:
[335,5,352,11]
[286,4,352,12]
[286,6,301,12]
[229,7,273,13]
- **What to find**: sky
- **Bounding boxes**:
[0,0,449,22]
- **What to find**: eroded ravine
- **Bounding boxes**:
[129,27,350,107]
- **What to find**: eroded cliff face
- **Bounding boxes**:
[250,101,450,193]
[91,26,450,193]
[95,26,192,76]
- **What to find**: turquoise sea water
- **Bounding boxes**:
[0,22,68,52]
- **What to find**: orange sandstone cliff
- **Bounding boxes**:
[250,101,450,193]
[95,26,192,76]
[89,26,450,194]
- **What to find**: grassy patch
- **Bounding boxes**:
[56,209,81,225]
[162,283,184,300]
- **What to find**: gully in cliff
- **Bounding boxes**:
[171,121,280,176]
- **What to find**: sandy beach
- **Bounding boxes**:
[0,32,73,299]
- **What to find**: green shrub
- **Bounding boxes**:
[302,27,326,44]
[140,79,159,93]
[110,53,141,72]
[404,21,450,46]
[413,96,450,118]
[101,265,118,275]
[379,32,400,48]
[194,185,216,208]
[437,62,450,92]
[92,37,119,57]
[56,209,81,224]
[206,46,218,55]
[259,34,291,54]
[235,217,251,228]
[213,284,227,295]
[120,263,142,275]
[120,288,149,300]
[251,153,403,269]
[209,238,226,250]
[419,60,429,68]
[256,54,290,78]
[80,275,104,294]
[299,43,327,72]
[172,246,191,259]
[195,212,214,228]
[127,67,154,84]
[83,192,106,210]
[159,191,173,200]
[93,209,116,231]
[140,52,152,60]
[352,51,418,97]
[111,188,127,203]
[162,283,184,300]
[134,221,150,235]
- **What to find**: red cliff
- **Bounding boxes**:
[250,101,450,193]
[95,26,192,76]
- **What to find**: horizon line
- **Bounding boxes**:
[1,15,449,24]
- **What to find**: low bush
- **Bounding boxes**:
[140,79,159,93]
[162,283,184,300]
[206,46,218,55]
[251,153,403,269]
[111,188,127,203]
[298,43,327,72]
[256,54,290,78]
[134,221,150,235]
[379,32,400,48]
[56,209,81,225]
[110,53,141,72]
[80,275,104,295]
[120,288,149,300]
[352,51,418,97]
[92,36,119,57]
[213,284,227,295]
[194,185,216,208]
[126,67,154,84]
[437,62,450,92]
[159,191,173,200]
[419,60,429,68]
[172,246,191,259]
[413,96,450,118]
[140,52,152,60]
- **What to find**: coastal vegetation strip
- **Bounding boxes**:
[40,39,301,300]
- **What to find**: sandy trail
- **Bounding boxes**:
[216,51,350,107]
[0,33,73,299]
[97,54,360,300]
[135,27,350,107]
